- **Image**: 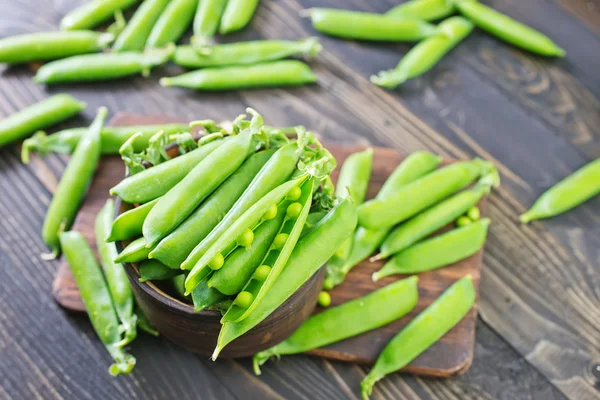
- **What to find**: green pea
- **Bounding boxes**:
[287,186,302,201]
[60,0,138,31]
[286,202,302,219]
[237,228,255,248]
[146,0,198,48]
[263,204,278,220]
[386,0,455,21]
[219,0,259,34]
[192,0,228,44]
[234,291,254,308]
[272,233,289,250]
[467,206,481,221]
[113,0,170,52]
[208,253,225,270]
[318,291,331,307]
[456,216,473,227]
[253,265,271,282]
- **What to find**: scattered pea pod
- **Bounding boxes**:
[373,219,490,281]
[146,0,199,48]
[96,199,137,345]
[42,107,106,257]
[34,47,173,84]
[174,38,322,69]
[192,275,228,312]
[114,237,151,263]
[110,138,225,203]
[0,31,113,64]
[60,0,138,31]
[358,159,492,229]
[150,149,275,268]
[324,151,441,288]
[0,94,86,148]
[371,17,473,88]
[455,0,565,57]
[192,0,228,44]
[520,158,600,223]
[308,8,437,42]
[139,260,181,282]
[213,196,357,359]
[108,199,158,242]
[219,0,260,34]
[60,230,136,375]
[113,0,170,52]
[253,276,419,374]
[361,275,475,399]
[386,0,455,21]
[160,60,317,91]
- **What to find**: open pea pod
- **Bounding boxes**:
[184,175,308,295]
[222,179,314,323]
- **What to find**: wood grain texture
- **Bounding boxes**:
[0,0,597,399]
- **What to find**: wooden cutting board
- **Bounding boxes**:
[49,113,485,377]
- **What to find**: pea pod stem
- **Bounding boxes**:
[361,275,475,399]
[219,0,260,34]
[386,0,455,21]
[60,0,138,31]
[113,0,170,52]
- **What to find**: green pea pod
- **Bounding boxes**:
[208,203,286,295]
[361,275,476,399]
[135,304,160,336]
[0,31,114,64]
[324,151,441,288]
[114,237,151,263]
[150,149,275,268]
[184,176,308,295]
[371,17,473,88]
[213,196,358,359]
[161,60,316,91]
[42,107,106,257]
[107,199,158,242]
[219,0,260,34]
[146,0,199,48]
[0,94,86,148]
[181,140,302,271]
[96,199,137,346]
[143,130,255,247]
[223,179,314,323]
[308,8,437,42]
[110,138,224,203]
[175,38,322,69]
[170,274,190,302]
[253,276,419,374]
[60,230,136,375]
[113,0,170,52]
[60,0,138,31]
[192,274,228,312]
[455,1,565,57]
[520,158,600,223]
[358,159,492,229]
[192,0,228,44]
[139,260,181,282]
[376,169,499,259]
[373,219,490,281]
[386,0,455,21]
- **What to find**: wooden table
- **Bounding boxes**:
[1,1,598,399]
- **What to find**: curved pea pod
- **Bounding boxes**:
[308,8,437,42]
[146,0,199,48]
[192,0,228,44]
[213,196,358,359]
[192,275,228,312]
[222,179,314,323]
[110,138,224,203]
[139,260,181,282]
[386,0,455,21]
[107,199,157,242]
[143,130,255,247]
[0,31,113,64]
[219,0,260,34]
[34,47,173,84]
[114,237,151,264]
[358,159,492,229]
[361,276,475,399]
[42,107,106,257]
[184,176,308,295]
[60,230,136,375]
[324,151,441,288]
[373,218,490,281]
[181,141,302,271]
[520,159,600,223]
[208,206,286,295]
[96,200,137,346]
[60,0,138,31]
[371,17,473,88]
[150,149,275,268]
[112,0,170,52]
[160,60,317,91]
[455,1,565,57]
[376,169,499,259]
[253,276,418,373]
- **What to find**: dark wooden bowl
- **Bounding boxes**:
[114,197,324,358]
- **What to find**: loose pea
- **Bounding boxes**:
[287,186,302,201]
[219,0,259,34]
[456,216,472,227]
[286,202,302,219]
[208,253,225,270]
[60,0,138,31]
[318,291,331,307]
[467,206,481,221]
[234,291,254,308]
[253,265,271,281]
[112,0,170,52]
[263,204,278,220]
[273,233,288,250]
[238,228,255,248]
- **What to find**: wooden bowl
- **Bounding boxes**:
[114,197,324,358]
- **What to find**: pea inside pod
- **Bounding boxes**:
[60,0,138,31]
[219,0,260,34]
[386,0,455,21]
[112,0,170,52]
